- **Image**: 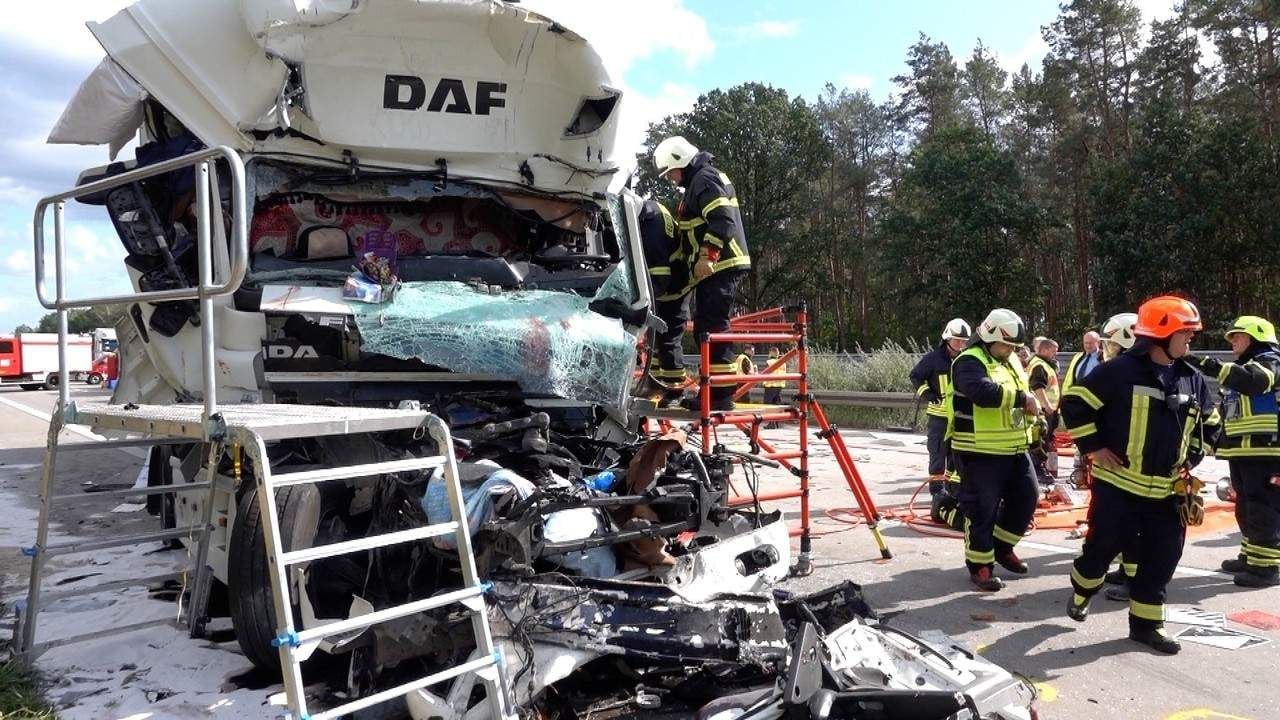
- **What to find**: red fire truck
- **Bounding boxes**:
[0,333,94,390]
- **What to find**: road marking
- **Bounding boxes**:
[0,395,148,459]
[1032,682,1059,702]
[1164,710,1254,720]
[1014,537,1233,579]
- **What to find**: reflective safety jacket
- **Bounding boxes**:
[764,357,788,388]
[948,344,1034,455]
[676,152,751,276]
[1214,347,1280,459]
[910,343,956,419]
[638,199,693,301]
[1061,352,1220,499]
[1027,355,1061,408]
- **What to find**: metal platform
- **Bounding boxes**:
[70,402,431,441]
[630,398,794,422]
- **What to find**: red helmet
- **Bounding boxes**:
[1134,296,1202,339]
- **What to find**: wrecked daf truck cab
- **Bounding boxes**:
[46,1,1035,718]
[55,0,793,686]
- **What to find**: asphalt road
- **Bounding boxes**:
[0,387,1276,720]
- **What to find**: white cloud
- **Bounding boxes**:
[519,0,710,165]
[1000,31,1050,75]
[838,74,875,92]
[617,82,700,166]
[0,1,129,63]
[734,20,800,41]
[3,248,33,276]
[521,0,714,75]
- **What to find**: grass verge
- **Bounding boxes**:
[0,661,54,720]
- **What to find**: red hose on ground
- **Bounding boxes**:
[823,479,1093,538]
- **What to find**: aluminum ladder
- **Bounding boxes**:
[19,145,513,718]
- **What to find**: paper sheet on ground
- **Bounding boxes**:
[1174,625,1270,650]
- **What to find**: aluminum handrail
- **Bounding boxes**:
[31,146,247,434]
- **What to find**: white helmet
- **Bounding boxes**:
[941,318,971,342]
[976,308,1026,346]
[653,136,699,177]
[1101,312,1138,350]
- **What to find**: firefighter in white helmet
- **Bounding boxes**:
[910,318,970,523]
[653,136,752,411]
[947,309,1042,591]
[1101,312,1138,360]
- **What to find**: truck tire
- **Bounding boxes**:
[19,384,41,391]
[227,482,322,673]
[87,373,104,385]
[43,373,59,390]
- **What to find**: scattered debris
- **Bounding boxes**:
[1164,607,1226,628]
[1174,626,1270,651]
[1227,610,1280,632]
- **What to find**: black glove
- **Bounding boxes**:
[1185,354,1222,377]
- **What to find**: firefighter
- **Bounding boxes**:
[1186,316,1280,587]
[950,309,1041,592]
[1092,312,1144,602]
[735,345,758,377]
[1100,315,1137,361]
[1026,336,1061,483]
[635,198,694,406]
[763,347,787,406]
[1061,296,1218,654]
[910,318,971,521]
[653,136,752,412]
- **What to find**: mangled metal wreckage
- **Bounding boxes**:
[47,0,1035,716]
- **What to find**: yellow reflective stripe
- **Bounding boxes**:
[1129,599,1163,621]
[1245,543,1280,559]
[992,525,1023,545]
[657,204,675,237]
[648,266,671,276]
[1092,464,1175,499]
[1218,446,1280,458]
[916,384,930,397]
[1122,561,1138,578]
[677,217,705,230]
[709,363,737,372]
[701,195,739,216]
[703,232,725,248]
[1126,393,1150,469]
[1246,556,1280,567]
[1218,363,1233,384]
[925,405,949,418]
[712,254,751,272]
[1258,362,1277,388]
[1068,422,1098,439]
[1064,385,1103,409]
[1072,593,1088,606]
[651,368,687,379]
[963,519,994,564]
[1071,566,1105,590]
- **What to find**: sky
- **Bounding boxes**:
[0,0,1185,333]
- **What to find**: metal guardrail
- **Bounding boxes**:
[33,146,248,434]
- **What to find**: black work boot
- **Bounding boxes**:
[995,550,1029,575]
[1130,626,1181,654]
[1234,568,1280,588]
[1105,583,1131,602]
[1221,555,1249,574]
[1104,568,1128,585]
[929,494,946,523]
[1067,593,1090,622]
[969,566,1004,592]
[680,395,735,413]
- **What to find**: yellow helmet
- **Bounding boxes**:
[1225,315,1278,345]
